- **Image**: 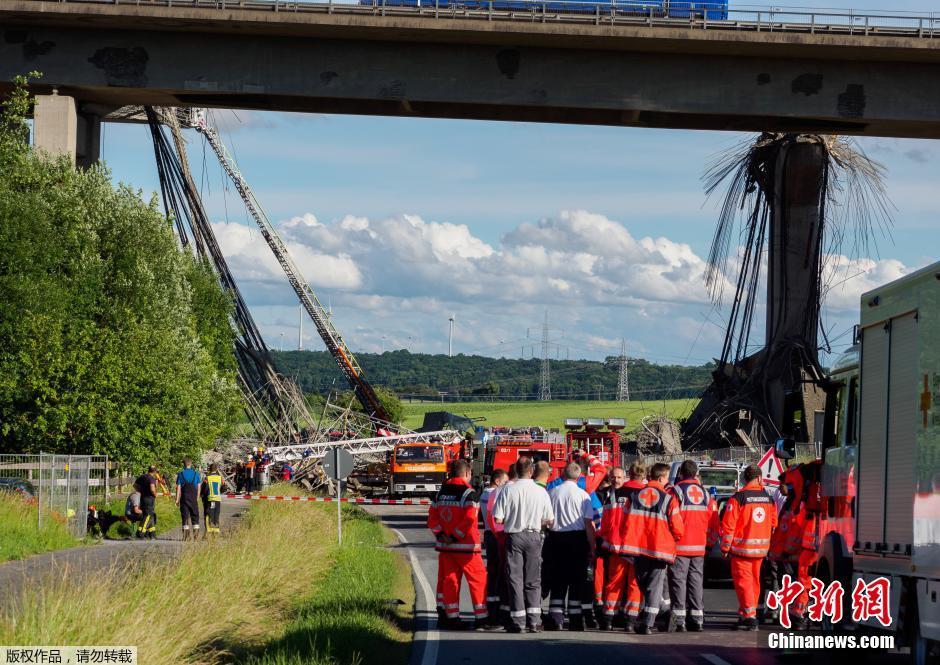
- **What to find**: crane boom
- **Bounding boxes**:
[192,110,391,424]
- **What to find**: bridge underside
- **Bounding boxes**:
[2,13,940,137]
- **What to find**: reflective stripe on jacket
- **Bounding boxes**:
[720,479,777,558]
[672,479,718,557]
[621,480,684,563]
[428,478,482,553]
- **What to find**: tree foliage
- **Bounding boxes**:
[0,77,242,469]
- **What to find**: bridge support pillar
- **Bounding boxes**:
[33,91,100,169]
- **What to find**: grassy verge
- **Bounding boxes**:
[239,507,413,665]
[0,485,413,665]
[101,495,182,538]
[403,397,699,429]
[0,493,76,562]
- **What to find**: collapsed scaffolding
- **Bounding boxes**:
[139,106,456,491]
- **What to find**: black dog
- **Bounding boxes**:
[86,506,128,539]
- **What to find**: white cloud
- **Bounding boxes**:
[822,255,911,311]
[210,210,919,361]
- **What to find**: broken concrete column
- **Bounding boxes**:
[33,91,100,168]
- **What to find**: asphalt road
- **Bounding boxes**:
[365,505,784,665]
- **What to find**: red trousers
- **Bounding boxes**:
[791,549,819,617]
[439,552,488,620]
[594,554,606,606]
[730,556,764,619]
[436,561,445,613]
[603,555,642,618]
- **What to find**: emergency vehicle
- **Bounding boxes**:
[389,436,469,497]
[481,430,568,483]
[793,261,940,662]
[565,418,624,466]
[480,418,624,483]
[668,460,744,499]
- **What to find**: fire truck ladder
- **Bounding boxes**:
[265,429,460,462]
[192,110,391,424]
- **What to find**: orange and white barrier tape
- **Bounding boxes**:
[223,493,431,505]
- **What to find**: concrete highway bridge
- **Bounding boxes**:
[1,0,940,165]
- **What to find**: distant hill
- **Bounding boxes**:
[270,350,714,402]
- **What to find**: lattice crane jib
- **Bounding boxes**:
[191,111,391,424]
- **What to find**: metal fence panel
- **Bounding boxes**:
[0,453,108,539]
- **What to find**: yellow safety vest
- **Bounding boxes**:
[206,474,222,502]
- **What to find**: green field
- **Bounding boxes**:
[402,398,698,431]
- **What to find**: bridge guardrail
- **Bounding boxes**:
[21,0,940,38]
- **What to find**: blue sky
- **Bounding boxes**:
[98,0,940,366]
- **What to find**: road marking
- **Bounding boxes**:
[701,655,733,665]
[392,527,439,665]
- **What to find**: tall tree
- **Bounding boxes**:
[0,76,242,469]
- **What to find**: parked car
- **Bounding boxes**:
[0,477,38,499]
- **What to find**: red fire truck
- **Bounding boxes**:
[482,430,568,483]
[564,417,624,467]
[480,418,624,483]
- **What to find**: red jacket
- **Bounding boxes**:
[720,479,778,558]
[428,478,482,554]
[622,480,684,563]
[582,453,608,495]
[672,479,718,557]
[599,485,632,554]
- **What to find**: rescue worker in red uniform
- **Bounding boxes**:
[721,464,778,630]
[789,460,823,629]
[762,463,801,624]
[621,463,684,634]
[598,463,647,630]
[668,460,718,632]
[427,459,490,630]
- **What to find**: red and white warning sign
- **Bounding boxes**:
[756,447,786,486]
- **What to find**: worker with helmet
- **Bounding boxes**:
[621,463,684,634]
[427,459,490,630]
[720,464,778,630]
[667,460,718,632]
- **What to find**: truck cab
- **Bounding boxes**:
[389,442,447,497]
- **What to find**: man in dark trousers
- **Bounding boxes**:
[175,458,202,541]
[479,468,509,625]
[668,460,718,632]
[545,462,596,631]
[492,457,554,633]
[621,463,684,634]
[135,466,159,540]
